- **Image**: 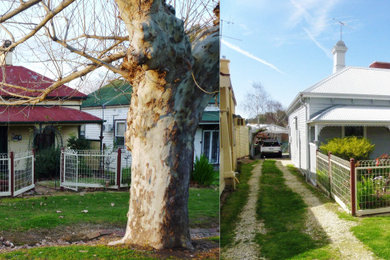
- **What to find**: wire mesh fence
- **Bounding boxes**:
[316,152,330,193]
[0,153,10,196]
[355,159,390,212]
[61,149,132,190]
[120,150,132,187]
[314,151,390,216]
[14,151,34,196]
[329,155,351,211]
[0,151,35,197]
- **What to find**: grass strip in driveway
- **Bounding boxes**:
[220,161,256,247]
[255,160,331,259]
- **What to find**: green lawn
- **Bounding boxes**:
[256,160,332,259]
[220,161,256,247]
[0,188,218,231]
[0,245,159,260]
[351,216,390,259]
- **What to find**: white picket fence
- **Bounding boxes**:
[0,151,35,197]
[60,148,132,191]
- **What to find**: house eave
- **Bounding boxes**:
[0,120,104,125]
[302,92,390,100]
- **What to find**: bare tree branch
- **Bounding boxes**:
[0,0,41,23]
[0,51,126,105]
[0,0,76,52]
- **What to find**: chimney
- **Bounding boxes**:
[220,58,230,75]
[369,61,390,69]
[0,40,13,66]
[332,40,347,73]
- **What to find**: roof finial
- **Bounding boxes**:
[333,18,345,41]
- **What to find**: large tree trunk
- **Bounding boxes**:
[111,0,219,249]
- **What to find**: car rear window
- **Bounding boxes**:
[262,142,280,147]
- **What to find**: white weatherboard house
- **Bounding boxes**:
[287,40,390,184]
[81,80,131,150]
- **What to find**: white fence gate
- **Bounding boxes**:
[0,154,10,196]
[60,148,131,190]
[62,149,79,191]
[0,151,35,197]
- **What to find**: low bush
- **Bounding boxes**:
[320,136,374,161]
[191,155,216,186]
[67,136,90,150]
[35,147,61,180]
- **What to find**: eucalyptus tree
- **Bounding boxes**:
[0,0,219,249]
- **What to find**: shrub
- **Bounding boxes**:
[320,136,375,161]
[357,174,384,210]
[122,167,131,185]
[191,155,216,186]
[35,147,61,180]
[67,136,90,150]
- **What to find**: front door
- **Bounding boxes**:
[0,126,7,154]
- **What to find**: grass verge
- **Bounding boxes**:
[0,245,159,260]
[220,161,257,247]
[0,188,218,231]
[351,216,390,259]
[255,160,331,259]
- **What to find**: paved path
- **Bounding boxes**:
[276,160,377,260]
[221,162,266,260]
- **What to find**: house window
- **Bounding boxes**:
[202,130,219,164]
[79,125,86,138]
[345,126,364,138]
[114,120,126,147]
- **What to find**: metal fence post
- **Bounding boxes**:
[10,152,14,197]
[117,148,121,190]
[350,158,356,216]
[60,147,64,191]
[32,149,35,185]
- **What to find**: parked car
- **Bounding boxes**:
[260,139,282,158]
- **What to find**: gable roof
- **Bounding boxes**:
[287,66,390,114]
[0,65,86,99]
[81,80,132,108]
[303,67,390,97]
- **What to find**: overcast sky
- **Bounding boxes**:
[221,0,390,118]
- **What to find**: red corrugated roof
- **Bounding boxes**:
[0,66,86,99]
[0,106,103,123]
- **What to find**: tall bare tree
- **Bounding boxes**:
[242,82,269,124]
[0,0,219,249]
[244,82,287,126]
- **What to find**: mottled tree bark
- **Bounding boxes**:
[111,0,219,249]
